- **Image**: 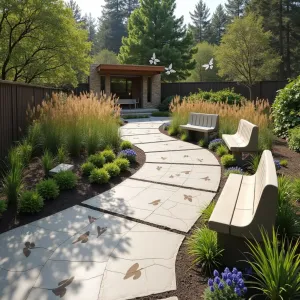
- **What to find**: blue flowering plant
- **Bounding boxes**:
[204,268,247,300]
[208,139,224,152]
[224,167,244,177]
[118,149,137,163]
[274,159,281,171]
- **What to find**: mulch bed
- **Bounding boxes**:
[0,145,145,234]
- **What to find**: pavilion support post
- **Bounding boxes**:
[105,74,111,97]
[142,76,148,108]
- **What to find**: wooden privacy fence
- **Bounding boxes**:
[0,80,60,160]
[161,81,288,103]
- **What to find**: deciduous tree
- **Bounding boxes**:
[214,13,280,99]
[93,49,119,64]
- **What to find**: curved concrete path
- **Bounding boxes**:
[0,118,220,300]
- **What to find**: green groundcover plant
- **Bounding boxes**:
[81,162,96,176]
[19,191,44,214]
[89,168,110,184]
[103,163,120,177]
[114,158,130,172]
[36,179,59,200]
[54,171,77,190]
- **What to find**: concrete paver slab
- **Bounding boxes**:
[123,134,176,144]
[120,128,160,136]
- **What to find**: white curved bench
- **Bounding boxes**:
[180,113,219,142]
[222,119,258,163]
[208,150,278,240]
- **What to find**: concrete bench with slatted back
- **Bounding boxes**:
[118,99,136,109]
[180,113,219,142]
[222,119,258,155]
[209,150,278,240]
[208,150,278,265]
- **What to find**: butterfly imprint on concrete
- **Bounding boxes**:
[181,171,191,175]
[97,226,107,238]
[149,199,161,206]
[72,232,90,245]
[51,276,74,298]
[88,215,98,224]
[161,157,167,160]
[156,166,162,171]
[124,263,142,280]
[184,155,189,158]
[184,194,193,202]
[201,176,210,181]
[23,242,35,257]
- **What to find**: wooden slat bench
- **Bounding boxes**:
[222,119,258,164]
[118,99,136,109]
[180,113,219,142]
[208,150,278,265]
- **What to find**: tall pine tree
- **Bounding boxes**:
[225,0,248,20]
[119,0,197,81]
[247,0,300,78]
[96,0,127,53]
[124,0,140,18]
[189,0,211,43]
[211,4,228,44]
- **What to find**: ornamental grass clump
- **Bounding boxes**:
[170,97,272,151]
[28,93,121,156]
[119,149,137,163]
[204,268,247,299]
[246,228,300,300]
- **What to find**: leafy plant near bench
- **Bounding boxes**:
[186,226,223,275]
[200,202,216,224]
[224,167,245,177]
[221,154,236,168]
[216,145,228,157]
[208,139,224,151]
[246,228,300,300]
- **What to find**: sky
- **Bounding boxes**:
[71,0,227,24]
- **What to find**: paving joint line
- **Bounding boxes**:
[134,140,178,145]
[143,148,205,153]
[79,203,187,236]
[146,161,220,167]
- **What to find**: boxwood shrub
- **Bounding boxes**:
[19,191,44,214]
[54,171,77,190]
[36,179,59,200]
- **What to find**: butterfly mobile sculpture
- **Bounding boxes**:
[149,53,176,76]
[202,58,214,70]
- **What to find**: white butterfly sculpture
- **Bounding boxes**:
[202,58,214,70]
[165,64,176,75]
[149,53,160,65]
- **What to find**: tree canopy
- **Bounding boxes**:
[214,13,281,99]
[93,49,119,64]
[210,4,228,44]
[225,0,248,20]
[0,0,91,86]
[119,0,197,82]
[187,42,220,82]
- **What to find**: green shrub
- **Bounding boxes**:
[200,202,216,224]
[288,127,300,152]
[101,149,116,163]
[2,154,23,206]
[280,159,288,167]
[103,163,121,177]
[208,139,224,151]
[224,167,245,177]
[41,150,54,177]
[276,176,300,239]
[81,162,95,176]
[19,191,44,214]
[189,88,244,105]
[56,146,69,164]
[221,154,236,168]
[0,200,7,216]
[152,111,170,117]
[215,144,228,157]
[36,179,59,200]
[186,226,223,274]
[180,131,189,141]
[123,114,149,119]
[16,141,32,166]
[158,95,183,111]
[114,158,130,172]
[120,140,133,150]
[89,168,110,184]
[246,228,300,300]
[272,76,300,137]
[198,139,206,147]
[168,126,178,136]
[87,153,105,168]
[54,171,77,190]
[247,154,261,174]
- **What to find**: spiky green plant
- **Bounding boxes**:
[41,150,54,177]
[200,202,216,224]
[247,154,262,174]
[246,228,300,300]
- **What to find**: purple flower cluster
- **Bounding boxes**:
[207,267,247,297]
[274,159,281,170]
[208,139,224,151]
[225,166,244,175]
[119,149,137,162]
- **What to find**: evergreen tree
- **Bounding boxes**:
[189,0,211,43]
[66,0,84,23]
[119,0,197,82]
[247,0,300,78]
[96,0,127,53]
[84,13,97,55]
[211,4,228,44]
[225,0,248,20]
[124,0,140,18]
